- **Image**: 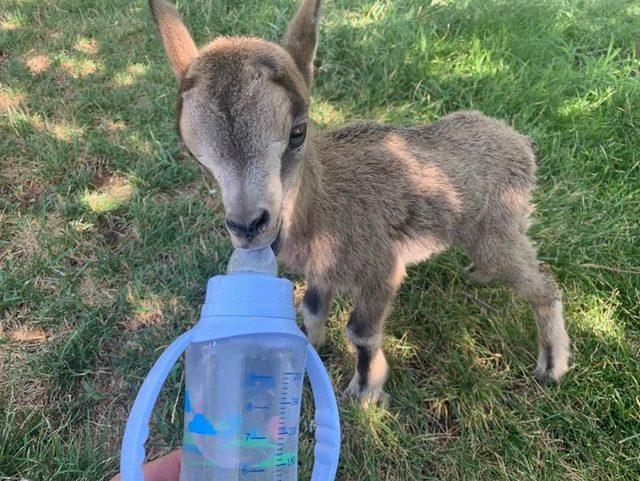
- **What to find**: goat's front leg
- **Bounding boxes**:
[343,291,395,407]
[300,285,334,350]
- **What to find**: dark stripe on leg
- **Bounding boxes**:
[545,347,554,374]
[302,287,321,316]
[356,345,372,390]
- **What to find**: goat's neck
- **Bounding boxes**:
[282,135,327,241]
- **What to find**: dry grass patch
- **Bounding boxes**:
[81,175,134,213]
[100,119,127,142]
[0,212,66,266]
[58,57,98,78]
[0,157,46,209]
[128,299,165,330]
[0,91,26,113]
[122,292,187,331]
[0,16,22,31]
[0,370,50,410]
[0,312,52,409]
[79,272,117,308]
[74,38,99,55]
[0,157,43,190]
[113,64,149,87]
[101,119,127,132]
[50,120,84,142]
[24,112,46,132]
[0,219,39,266]
[24,53,52,74]
[7,327,49,344]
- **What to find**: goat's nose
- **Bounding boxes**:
[225,209,270,239]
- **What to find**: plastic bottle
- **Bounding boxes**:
[119,247,340,481]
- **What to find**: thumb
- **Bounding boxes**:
[111,449,182,481]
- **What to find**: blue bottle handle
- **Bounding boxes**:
[120,329,196,481]
[305,344,341,481]
[119,335,340,481]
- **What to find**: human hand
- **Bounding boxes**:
[111,449,181,481]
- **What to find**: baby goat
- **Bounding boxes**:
[149,0,570,405]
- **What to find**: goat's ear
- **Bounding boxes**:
[283,0,321,87]
[149,0,198,79]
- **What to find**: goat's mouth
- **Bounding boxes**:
[229,220,282,252]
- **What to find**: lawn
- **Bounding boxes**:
[1,0,639,479]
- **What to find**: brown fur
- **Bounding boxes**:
[149,0,570,405]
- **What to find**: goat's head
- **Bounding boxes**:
[149,0,320,248]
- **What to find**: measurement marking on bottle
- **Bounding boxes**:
[241,465,266,475]
[245,402,269,411]
[278,427,296,435]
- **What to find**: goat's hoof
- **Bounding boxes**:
[342,377,389,408]
[533,366,556,385]
[533,359,569,385]
[533,342,570,385]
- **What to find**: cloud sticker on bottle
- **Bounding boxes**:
[189,413,217,436]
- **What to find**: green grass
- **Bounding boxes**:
[1,0,639,479]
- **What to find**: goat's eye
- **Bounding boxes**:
[288,123,307,149]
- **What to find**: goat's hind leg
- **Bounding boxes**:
[485,235,571,383]
[524,262,571,383]
[300,284,334,349]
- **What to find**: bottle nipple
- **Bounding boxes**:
[227,246,278,277]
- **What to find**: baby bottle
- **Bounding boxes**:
[119,247,340,481]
